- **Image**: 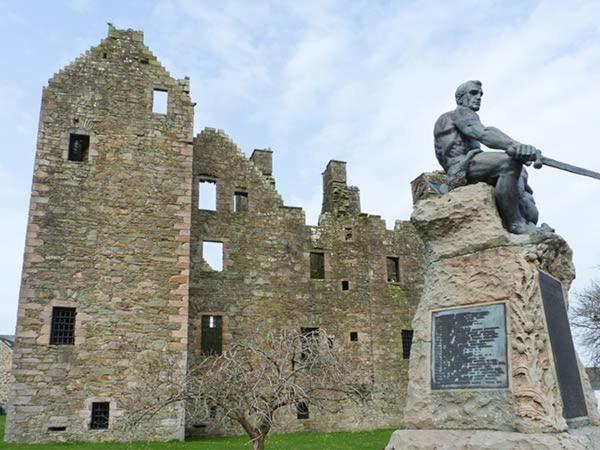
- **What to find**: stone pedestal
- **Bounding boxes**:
[387,182,600,450]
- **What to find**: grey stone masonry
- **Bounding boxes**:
[6,25,193,442]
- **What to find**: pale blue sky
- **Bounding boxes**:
[2,0,600,361]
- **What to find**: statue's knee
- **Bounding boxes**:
[500,156,521,174]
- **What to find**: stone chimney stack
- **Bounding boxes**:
[321,160,361,216]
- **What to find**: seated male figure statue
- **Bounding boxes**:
[434,80,549,234]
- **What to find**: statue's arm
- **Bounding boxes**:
[454,109,519,150]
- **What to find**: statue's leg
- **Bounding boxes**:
[517,168,538,224]
[467,152,532,233]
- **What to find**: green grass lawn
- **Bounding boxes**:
[0,416,392,450]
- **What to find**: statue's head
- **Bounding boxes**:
[455,80,483,111]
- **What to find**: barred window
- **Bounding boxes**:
[49,307,76,345]
[68,133,89,162]
[201,315,223,355]
[90,402,110,429]
[401,329,414,359]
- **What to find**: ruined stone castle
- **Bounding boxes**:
[6,25,424,443]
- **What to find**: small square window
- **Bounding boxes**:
[68,134,89,162]
[387,257,400,282]
[152,89,168,114]
[49,307,76,345]
[310,252,325,279]
[341,280,349,291]
[234,191,248,212]
[297,401,309,420]
[90,402,110,429]
[344,227,353,241]
[350,331,358,342]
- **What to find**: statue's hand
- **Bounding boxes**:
[508,144,538,162]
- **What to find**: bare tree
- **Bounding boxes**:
[571,280,600,366]
[124,329,368,450]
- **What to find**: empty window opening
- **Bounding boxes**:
[48,426,67,432]
[68,133,89,162]
[49,307,76,345]
[297,402,309,420]
[102,52,108,59]
[234,191,248,212]
[201,315,223,355]
[387,257,400,282]
[350,331,358,342]
[310,252,325,279]
[344,227,353,241]
[300,327,319,360]
[209,405,217,418]
[402,329,414,359]
[202,241,223,272]
[152,89,168,114]
[199,180,217,210]
[140,57,149,64]
[90,402,110,430]
[341,280,350,291]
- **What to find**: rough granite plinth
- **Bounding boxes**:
[401,182,599,435]
[385,427,600,450]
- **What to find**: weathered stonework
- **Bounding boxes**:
[0,337,14,413]
[7,26,425,443]
[7,26,193,442]
[391,182,600,449]
[187,130,424,435]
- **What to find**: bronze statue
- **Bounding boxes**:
[434,80,548,234]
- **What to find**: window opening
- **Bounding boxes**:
[199,180,217,210]
[49,307,76,345]
[202,241,223,272]
[152,89,168,114]
[387,257,400,282]
[401,329,414,359]
[48,426,67,432]
[201,315,223,355]
[297,402,309,420]
[68,133,89,162]
[310,252,325,279]
[209,405,217,418]
[344,227,353,241]
[350,331,358,342]
[90,402,110,429]
[234,191,248,212]
[300,327,319,360]
[341,280,349,291]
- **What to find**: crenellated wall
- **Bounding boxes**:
[187,128,425,435]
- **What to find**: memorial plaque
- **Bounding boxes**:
[539,270,588,420]
[432,303,507,389]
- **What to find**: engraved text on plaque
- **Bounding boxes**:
[432,303,507,389]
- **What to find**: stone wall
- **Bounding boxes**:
[7,25,426,443]
[0,338,13,413]
[6,26,193,443]
[187,129,424,435]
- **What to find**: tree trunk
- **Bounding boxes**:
[251,435,264,450]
